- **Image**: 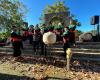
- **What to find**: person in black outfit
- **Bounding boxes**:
[62,27,70,56]
[28,27,33,44]
[40,24,48,56]
[68,25,76,46]
[11,26,22,57]
[33,28,42,55]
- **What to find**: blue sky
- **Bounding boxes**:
[20,0,100,32]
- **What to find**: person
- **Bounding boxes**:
[11,26,22,58]
[54,23,64,42]
[18,27,24,49]
[22,29,29,41]
[40,24,48,56]
[33,27,42,55]
[68,24,76,47]
[48,23,54,32]
[28,27,33,44]
[62,27,70,56]
[40,24,48,34]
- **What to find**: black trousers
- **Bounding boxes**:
[40,42,47,56]
[12,41,21,57]
[29,35,33,44]
[20,40,23,49]
[63,43,70,54]
[33,41,39,53]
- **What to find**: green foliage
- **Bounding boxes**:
[43,0,69,14]
[71,19,81,26]
[50,17,62,26]
[0,31,10,40]
[90,30,96,33]
[89,30,97,36]
[0,0,27,32]
[77,30,83,36]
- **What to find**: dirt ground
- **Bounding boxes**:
[0,53,100,80]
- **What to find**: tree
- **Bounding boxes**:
[71,19,81,26]
[41,0,81,26]
[40,0,69,24]
[0,0,27,32]
[69,14,81,26]
[77,30,83,36]
[43,0,69,14]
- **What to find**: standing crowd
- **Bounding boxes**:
[10,23,76,60]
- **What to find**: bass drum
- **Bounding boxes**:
[43,32,56,45]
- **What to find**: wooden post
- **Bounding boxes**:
[67,56,70,71]
[66,48,72,71]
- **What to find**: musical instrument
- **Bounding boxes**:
[43,32,56,45]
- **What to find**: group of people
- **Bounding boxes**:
[10,23,76,59]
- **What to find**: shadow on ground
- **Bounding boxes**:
[0,73,71,80]
[0,73,35,80]
[45,77,70,80]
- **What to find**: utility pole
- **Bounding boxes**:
[91,15,99,41]
[97,24,99,36]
